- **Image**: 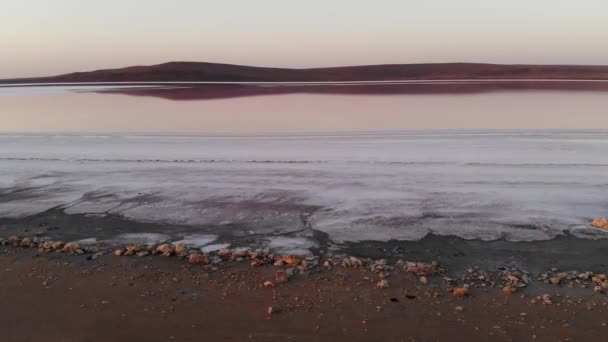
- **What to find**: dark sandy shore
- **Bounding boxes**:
[2,240,608,342]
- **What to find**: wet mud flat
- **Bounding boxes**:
[2,208,608,279]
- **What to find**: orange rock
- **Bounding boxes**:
[8,236,22,246]
[591,217,608,229]
[174,243,188,257]
[453,287,469,298]
[506,275,519,283]
[276,270,289,284]
[156,244,174,256]
[502,286,517,296]
[19,238,32,248]
[376,279,389,289]
[51,241,65,250]
[62,242,81,254]
[188,253,209,264]
[281,255,302,267]
[217,248,231,258]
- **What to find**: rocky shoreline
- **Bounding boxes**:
[3,230,608,302]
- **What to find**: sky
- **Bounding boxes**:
[1,0,607,78]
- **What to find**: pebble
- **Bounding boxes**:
[217,248,231,258]
[502,286,517,296]
[20,238,32,248]
[276,270,289,284]
[156,244,174,256]
[188,253,209,265]
[453,286,469,298]
[376,279,389,289]
[174,243,188,257]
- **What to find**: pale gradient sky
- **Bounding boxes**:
[1,0,607,78]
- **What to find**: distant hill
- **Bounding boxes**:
[2,62,608,83]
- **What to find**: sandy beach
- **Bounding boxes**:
[2,239,608,342]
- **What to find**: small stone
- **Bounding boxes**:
[276,270,289,284]
[156,244,174,256]
[281,255,302,267]
[507,275,520,283]
[323,260,332,268]
[406,262,435,276]
[542,294,552,305]
[455,306,464,312]
[136,251,149,257]
[8,236,22,246]
[51,241,65,250]
[349,256,363,267]
[594,285,603,293]
[113,249,123,256]
[125,245,141,255]
[188,253,209,264]
[549,277,561,285]
[502,286,517,296]
[377,279,389,289]
[217,248,231,258]
[340,258,352,268]
[263,281,274,287]
[591,217,608,229]
[174,243,188,257]
[453,287,469,298]
[267,306,274,315]
[419,276,428,285]
[62,242,82,254]
[20,237,32,248]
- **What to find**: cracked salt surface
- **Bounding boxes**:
[1,130,608,250]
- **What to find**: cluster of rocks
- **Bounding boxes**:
[538,268,608,292]
[112,243,323,275]
[591,217,608,230]
[444,265,533,297]
[530,294,554,305]
[1,235,87,255]
[6,233,608,299]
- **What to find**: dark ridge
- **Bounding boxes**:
[2,61,608,84]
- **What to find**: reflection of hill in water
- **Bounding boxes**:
[99,82,608,101]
